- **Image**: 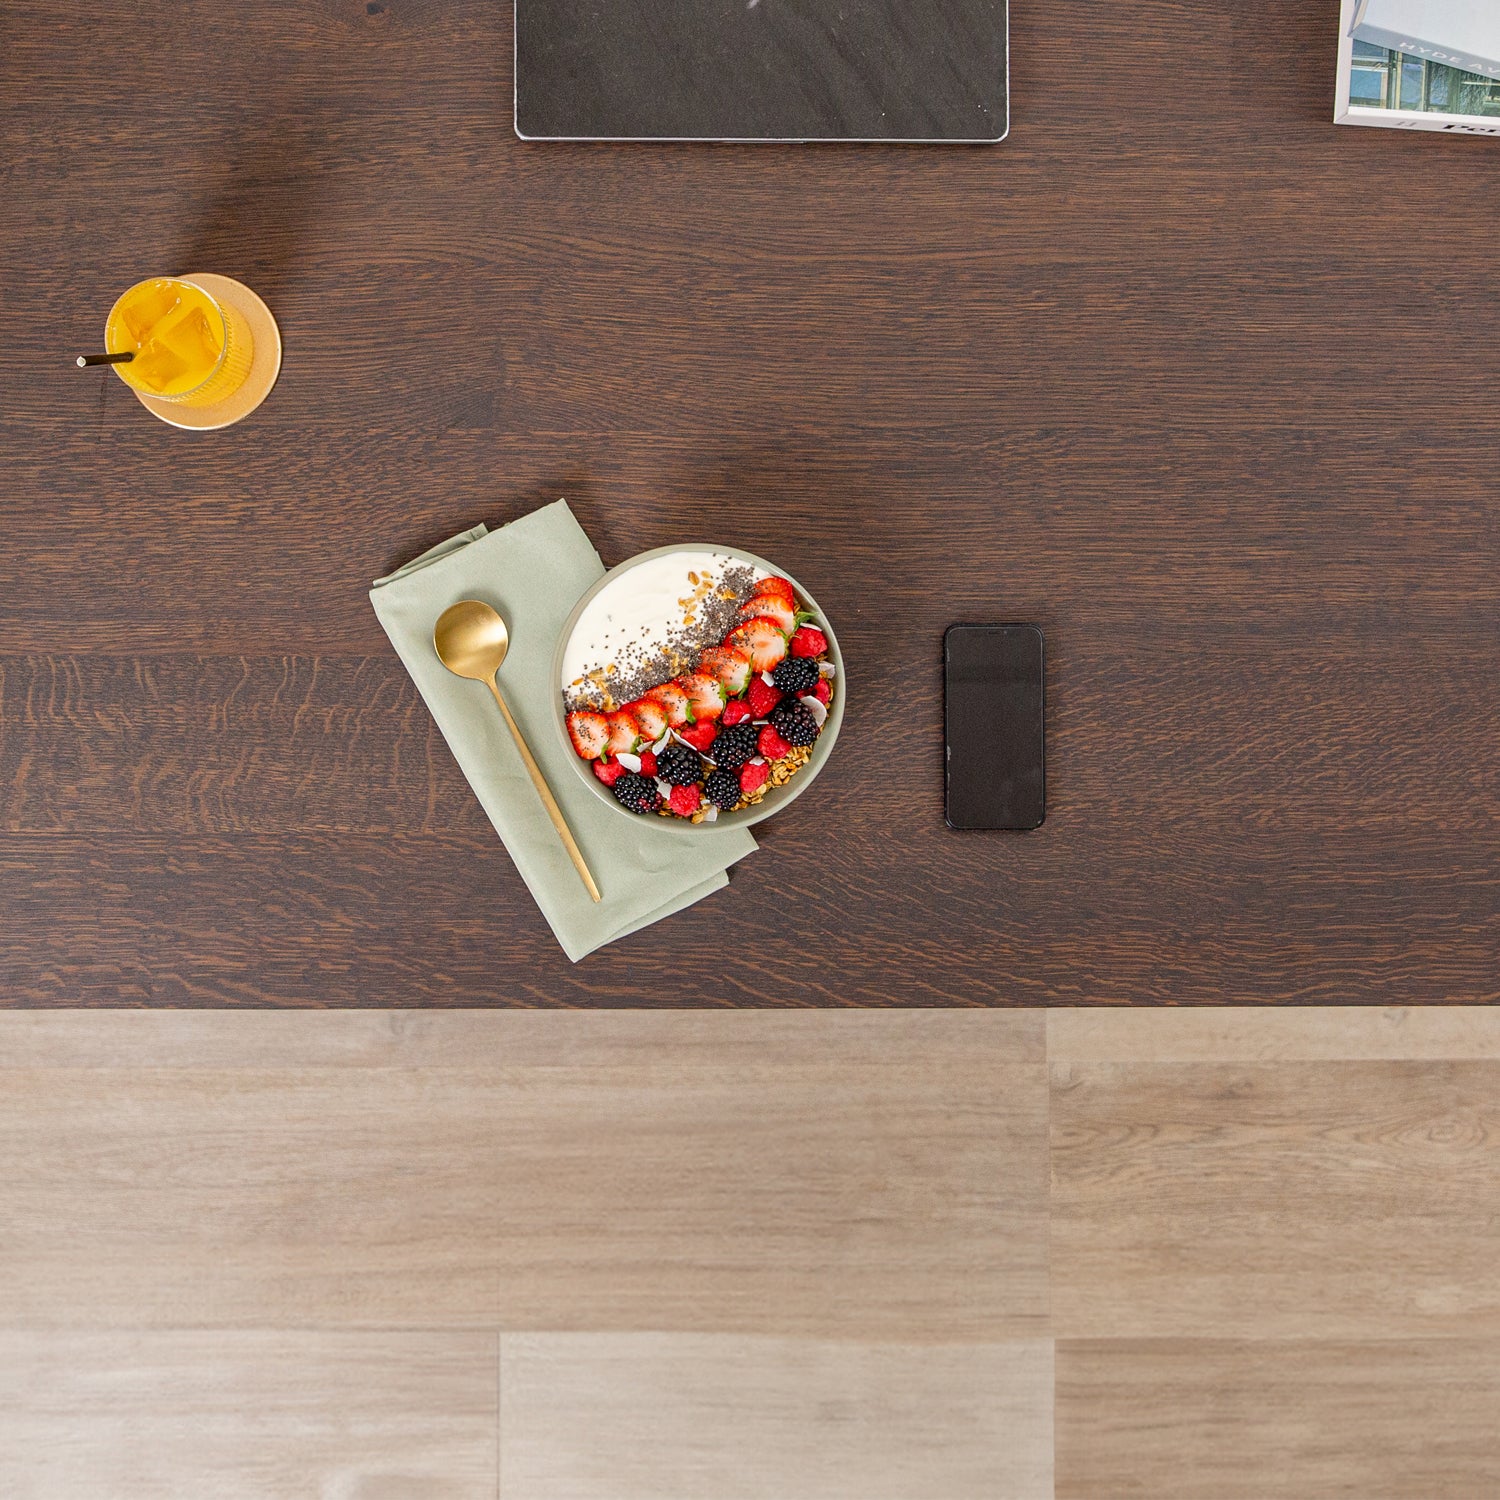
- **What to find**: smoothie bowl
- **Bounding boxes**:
[553,546,843,829]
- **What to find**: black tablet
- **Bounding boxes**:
[515,0,1008,143]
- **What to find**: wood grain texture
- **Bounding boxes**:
[1055,1339,1500,1500]
[1050,1058,1500,1339]
[2,0,1498,1004]
[1050,1004,1500,1061]
[499,1334,1052,1500]
[0,1011,1046,1335]
[0,1008,1498,1493]
[3,824,1496,1005]
[0,1006,1042,1067]
[0,1331,499,1500]
[8,646,1493,837]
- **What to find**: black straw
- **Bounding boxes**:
[76,351,134,368]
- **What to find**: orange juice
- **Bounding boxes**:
[105,278,254,406]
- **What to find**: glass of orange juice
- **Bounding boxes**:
[105,278,255,408]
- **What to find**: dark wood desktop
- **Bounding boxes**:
[2,0,1496,1005]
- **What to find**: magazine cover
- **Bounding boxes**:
[1352,0,1500,81]
[1337,0,1500,133]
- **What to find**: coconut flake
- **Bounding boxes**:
[654,778,672,799]
[616,752,642,773]
[701,805,718,823]
[668,728,717,764]
[800,694,828,727]
[760,671,776,686]
[652,733,671,754]
[749,756,767,767]
[818,661,836,678]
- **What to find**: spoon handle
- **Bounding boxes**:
[485,677,602,903]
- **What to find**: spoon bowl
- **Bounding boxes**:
[433,599,511,682]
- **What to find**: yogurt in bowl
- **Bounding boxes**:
[554,546,843,830]
[560,550,768,716]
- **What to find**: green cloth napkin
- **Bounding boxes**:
[370,499,757,962]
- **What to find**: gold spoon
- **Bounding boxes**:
[433,600,601,903]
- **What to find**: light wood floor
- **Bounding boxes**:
[1,1008,1497,1498]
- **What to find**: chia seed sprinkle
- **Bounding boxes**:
[564,561,761,711]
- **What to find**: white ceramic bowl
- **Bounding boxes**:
[552,545,845,830]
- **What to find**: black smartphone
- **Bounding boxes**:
[944,624,1045,831]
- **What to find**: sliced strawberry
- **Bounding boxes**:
[790,625,827,658]
[746,676,783,720]
[605,710,643,756]
[678,720,718,753]
[751,576,796,608]
[626,697,670,742]
[737,595,796,635]
[699,644,753,697]
[739,759,771,795]
[678,672,727,721]
[724,618,788,674]
[593,757,625,787]
[813,677,832,706]
[757,725,793,760]
[721,699,752,726]
[638,749,658,778]
[566,709,610,760]
[668,783,702,818]
[644,681,695,727]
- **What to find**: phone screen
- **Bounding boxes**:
[944,625,1045,831]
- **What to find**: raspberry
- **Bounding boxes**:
[757,725,793,760]
[739,760,771,795]
[593,759,625,788]
[668,783,702,818]
[746,677,782,719]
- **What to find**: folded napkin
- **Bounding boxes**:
[371,499,757,962]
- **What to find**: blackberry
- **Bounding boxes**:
[769,697,819,747]
[770,656,819,695]
[704,768,743,811]
[708,722,758,769]
[612,772,662,815]
[655,744,702,786]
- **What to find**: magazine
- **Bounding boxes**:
[1337,0,1500,133]
[1352,0,1500,81]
